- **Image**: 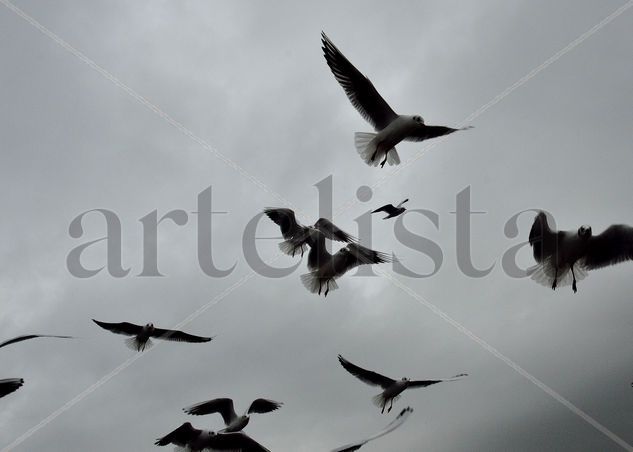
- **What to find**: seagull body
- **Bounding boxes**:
[183,398,283,433]
[338,355,467,413]
[372,199,409,219]
[321,32,471,168]
[155,422,270,451]
[331,407,413,452]
[528,211,633,293]
[0,378,24,399]
[92,320,212,352]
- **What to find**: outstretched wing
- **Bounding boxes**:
[0,334,73,350]
[371,204,396,215]
[247,398,283,415]
[263,208,305,240]
[583,225,633,270]
[408,372,468,388]
[155,422,199,447]
[0,378,24,398]
[331,407,413,452]
[211,432,271,452]
[314,218,357,243]
[338,355,395,389]
[321,32,398,131]
[183,398,237,425]
[529,211,557,263]
[92,319,141,337]
[404,125,470,142]
[336,243,392,275]
[151,328,213,344]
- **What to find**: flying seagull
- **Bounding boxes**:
[301,243,392,296]
[321,32,472,168]
[155,423,270,451]
[338,355,467,413]
[264,208,357,257]
[528,211,633,293]
[372,199,409,219]
[183,398,283,432]
[0,334,73,350]
[331,406,413,452]
[0,378,24,399]
[92,320,212,352]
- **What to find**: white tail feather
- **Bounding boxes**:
[300,273,339,296]
[355,132,380,166]
[386,149,400,165]
[125,336,152,352]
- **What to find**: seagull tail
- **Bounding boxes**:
[386,148,400,165]
[125,336,153,352]
[355,132,380,166]
[300,273,338,295]
[279,239,306,257]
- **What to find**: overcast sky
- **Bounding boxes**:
[1,0,632,451]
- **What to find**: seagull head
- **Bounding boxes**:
[412,115,425,125]
[401,377,410,382]
[578,225,592,238]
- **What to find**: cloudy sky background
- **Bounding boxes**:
[1,0,632,450]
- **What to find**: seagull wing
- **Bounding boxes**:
[0,334,73,350]
[247,398,283,415]
[321,32,398,131]
[331,407,413,452]
[371,204,397,215]
[338,355,395,389]
[151,328,213,343]
[335,243,392,275]
[314,218,357,243]
[408,372,468,388]
[210,432,271,452]
[404,125,468,142]
[0,378,24,398]
[529,211,557,263]
[92,319,142,337]
[154,422,199,447]
[583,225,633,270]
[183,398,238,425]
[263,208,305,240]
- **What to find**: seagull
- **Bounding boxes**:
[300,242,392,296]
[92,320,212,352]
[183,398,283,432]
[0,378,24,399]
[338,355,467,413]
[0,334,73,350]
[372,199,409,219]
[264,208,357,257]
[321,32,472,168]
[331,407,413,452]
[155,423,270,451]
[528,211,633,293]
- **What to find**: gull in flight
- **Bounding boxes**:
[338,355,467,413]
[183,398,283,432]
[155,422,270,451]
[0,378,24,399]
[321,32,472,168]
[0,334,73,349]
[264,208,357,258]
[92,320,213,352]
[372,199,409,219]
[331,407,413,452]
[528,211,633,293]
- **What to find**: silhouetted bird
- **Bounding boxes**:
[92,320,212,351]
[183,398,282,432]
[331,407,413,452]
[0,334,72,349]
[0,378,24,399]
[338,355,467,413]
[372,199,409,219]
[321,32,472,167]
[529,211,633,293]
[155,422,270,451]
[264,208,356,257]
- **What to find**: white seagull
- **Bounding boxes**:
[338,355,467,413]
[331,407,413,452]
[528,211,633,293]
[155,422,270,451]
[183,398,283,433]
[321,32,472,168]
[92,320,213,352]
[372,199,409,219]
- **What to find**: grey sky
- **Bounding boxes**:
[1,0,632,450]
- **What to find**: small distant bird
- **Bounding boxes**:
[183,398,283,432]
[301,243,392,297]
[321,32,472,168]
[0,334,73,350]
[331,407,413,452]
[0,378,24,399]
[528,211,633,293]
[372,199,409,219]
[92,320,212,352]
[338,355,467,413]
[264,208,357,257]
[155,423,270,451]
